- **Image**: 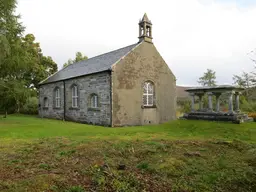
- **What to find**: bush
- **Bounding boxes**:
[248,113,256,122]
[241,101,256,112]
[0,106,16,115]
[20,97,38,115]
[177,100,191,113]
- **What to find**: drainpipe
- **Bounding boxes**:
[109,70,112,127]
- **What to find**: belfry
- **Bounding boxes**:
[138,13,153,43]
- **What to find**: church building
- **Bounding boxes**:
[39,14,177,127]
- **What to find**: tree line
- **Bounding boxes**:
[0,0,88,116]
[198,65,255,92]
[63,52,88,68]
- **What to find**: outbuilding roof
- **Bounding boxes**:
[185,85,244,93]
[40,43,139,85]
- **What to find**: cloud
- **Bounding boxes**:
[213,0,256,8]
[17,0,256,86]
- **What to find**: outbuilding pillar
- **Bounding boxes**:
[228,91,234,113]
[198,94,204,111]
[235,92,241,112]
[190,93,195,112]
[214,93,221,112]
[207,92,213,111]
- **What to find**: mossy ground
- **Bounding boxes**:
[0,115,255,192]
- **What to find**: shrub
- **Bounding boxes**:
[20,97,38,115]
[248,113,256,122]
[241,101,256,112]
[177,100,191,113]
[0,106,16,115]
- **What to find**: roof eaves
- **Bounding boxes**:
[39,59,89,85]
[39,69,111,86]
[39,69,63,85]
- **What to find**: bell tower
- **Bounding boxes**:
[138,13,153,43]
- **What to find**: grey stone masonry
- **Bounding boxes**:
[39,72,111,126]
[39,81,64,120]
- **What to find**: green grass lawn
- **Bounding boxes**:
[0,115,256,192]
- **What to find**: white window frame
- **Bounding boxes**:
[143,82,154,106]
[91,94,98,108]
[72,85,78,108]
[55,88,60,108]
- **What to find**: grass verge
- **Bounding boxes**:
[0,115,255,191]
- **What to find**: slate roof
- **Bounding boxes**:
[40,43,140,85]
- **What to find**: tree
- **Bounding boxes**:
[233,71,256,98]
[63,59,73,68]
[21,34,58,89]
[63,52,88,68]
[233,72,253,88]
[0,0,24,65]
[1,33,58,90]
[0,79,30,117]
[0,0,27,116]
[233,74,245,88]
[74,52,88,62]
[198,69,217,87]
[247,49,256,86]
[0,0,57,115]
[0,0,24,74]
[0,35,10,62]
[251,64,256,86]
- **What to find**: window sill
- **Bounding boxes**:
[69,107,80,110]
[141,105,157,109]
[88,107,101,111]
[53,107,61,110]
[43,107,49,110]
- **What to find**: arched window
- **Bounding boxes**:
[90,94,98,108]
[55,88,61,108]
[72,85,78,108]
[43,97,49,108]
[143,81,154,106]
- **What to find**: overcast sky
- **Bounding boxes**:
[17,0,256,86]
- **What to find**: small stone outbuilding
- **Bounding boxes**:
[39,14,176,127]
[183,85,252,123]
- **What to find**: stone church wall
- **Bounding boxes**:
[111,41,177,126]
[39,72,111,126]
[39,81,65,120]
